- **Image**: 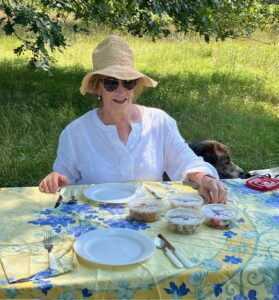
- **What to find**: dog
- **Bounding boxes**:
[163,140,245,180]
[188,140,246,179]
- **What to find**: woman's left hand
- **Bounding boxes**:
[199,175,227,204]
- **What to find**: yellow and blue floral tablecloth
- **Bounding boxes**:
[0,180,278,299]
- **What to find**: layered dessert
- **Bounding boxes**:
[166,208,205,234]
[128,199,163,222]
[202,204,239,229]
[168,192,203,210]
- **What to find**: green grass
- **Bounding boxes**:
[0,30,278,187]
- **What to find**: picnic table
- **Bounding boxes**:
[0,179,278,299]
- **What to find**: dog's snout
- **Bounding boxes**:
[239,170,247,179]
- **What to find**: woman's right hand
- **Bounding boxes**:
[39,172,69,193]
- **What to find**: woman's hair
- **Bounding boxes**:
[88,74,102,95]
[133,78,145,102]
[88,75,144,102]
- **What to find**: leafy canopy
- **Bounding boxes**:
[1,0,278,73]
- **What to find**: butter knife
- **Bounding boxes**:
[158,234,194,268]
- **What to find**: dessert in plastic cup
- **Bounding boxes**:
[168,192,203,210]
[166,208,205,234]
[128,198,163,222]
[202,204,239,229]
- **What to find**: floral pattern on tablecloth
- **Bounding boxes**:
[0,180,278,299]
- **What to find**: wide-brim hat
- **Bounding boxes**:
[80,35,158,95]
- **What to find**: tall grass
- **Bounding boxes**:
[0,29,278,187]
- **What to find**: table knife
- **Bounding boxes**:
[154,237,183,268]
[54,187,65,208]
[54,195,63,208]
[164,245,183,268]
[158,234,194,268]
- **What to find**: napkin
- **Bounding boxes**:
[0,235,78,283]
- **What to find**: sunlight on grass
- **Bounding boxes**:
[0,30,278,187]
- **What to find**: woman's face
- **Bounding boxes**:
[97,77,137,111]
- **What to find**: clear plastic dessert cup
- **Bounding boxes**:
[168,193,203,210]
[166,208,205,234]
[202,204,239,229]
[128,198,163,222]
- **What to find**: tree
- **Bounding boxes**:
[0,0,278,73]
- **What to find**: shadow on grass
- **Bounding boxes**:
[0,60,278,187]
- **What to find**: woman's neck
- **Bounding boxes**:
[98,104,143,126]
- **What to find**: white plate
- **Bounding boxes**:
[83,183,137,204]
[74,228,155,266]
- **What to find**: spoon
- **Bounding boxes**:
[154,237,183,268]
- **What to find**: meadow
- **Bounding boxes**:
[0,28,278,187]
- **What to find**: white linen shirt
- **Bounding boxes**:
[53,107,218,184]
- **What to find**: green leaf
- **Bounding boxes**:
[1,0,277,73]
[3,21,14,35]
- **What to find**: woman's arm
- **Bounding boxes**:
[163,114,227,203]
[187,172,227,203]
[39,172,69,193]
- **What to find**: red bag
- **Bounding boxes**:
[245,175,279,192]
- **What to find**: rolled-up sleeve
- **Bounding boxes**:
[164,116,218,181]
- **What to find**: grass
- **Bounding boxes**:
[0,29,278,187]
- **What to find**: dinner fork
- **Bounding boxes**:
[67,188,78,204]
[43,235,58,270]
[142,183,162,200]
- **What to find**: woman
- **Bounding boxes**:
[39,35,227,203]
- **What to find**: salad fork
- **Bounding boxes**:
[43,235,58,270]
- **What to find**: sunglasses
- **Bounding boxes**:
[101,78,137,92]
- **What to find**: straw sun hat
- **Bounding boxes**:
[80,35,158,95]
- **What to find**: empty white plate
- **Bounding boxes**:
[83,183,137,204]
[74,228,155,266]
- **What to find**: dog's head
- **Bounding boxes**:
[188,140,246,179]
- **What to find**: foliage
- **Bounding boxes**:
[0,0,278,73]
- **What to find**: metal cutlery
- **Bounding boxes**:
[54,187,78,207]
[68,188,78,204]
[43,235,58,270]
[154,237,183,268]
[54,187,66,208]
[158,234,194,268]
[54,194,63,208]
[143,184,162,200]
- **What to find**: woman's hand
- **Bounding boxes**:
[39,172,69,193]
[199,175,227,204]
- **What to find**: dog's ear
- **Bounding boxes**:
[202,143,219,164]
[213,142,231,160]
[189,141,219,165]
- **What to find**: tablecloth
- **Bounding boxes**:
[0,180,278,299]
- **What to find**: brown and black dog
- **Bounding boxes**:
[163,140,245,180]
[188,140,245,179]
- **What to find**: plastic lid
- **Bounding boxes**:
[128,199,163,212]
[202,204,239,220]
[169,193,203,207]
[166,208,204,225]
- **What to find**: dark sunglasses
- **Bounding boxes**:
[101,78,137,92]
